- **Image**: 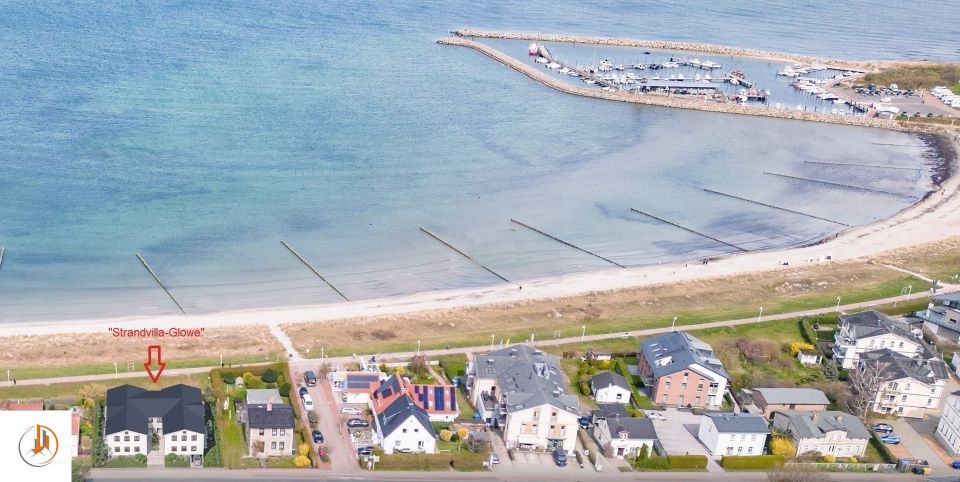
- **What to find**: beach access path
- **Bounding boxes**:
[10,283,955,387]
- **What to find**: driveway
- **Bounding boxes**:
[888,419,949,473]
[293,367,358,473]
[645,409,723,473]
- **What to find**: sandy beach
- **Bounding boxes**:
[0,132,956,339]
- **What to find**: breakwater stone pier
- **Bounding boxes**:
[438,35,957,137]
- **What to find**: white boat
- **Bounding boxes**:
[689,59,702,68]
[676,74,684,81]
[535,57,548,64]
[546,62,561,69]
[633,64,646,70]
[559,67,570,74]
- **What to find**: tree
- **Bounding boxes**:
[279,382,291,398]
[847,359,892,418]
[292,443,311,467]
[638,443,649,460]
[769,436,796,458]
[222,372,236,384]
[439,429,453,442]
[411,354,430,377]
[242,372,263,389]
[317,362,331,379]
[823,361,839,381]
[261,368,278,384]
[457,427,469,443]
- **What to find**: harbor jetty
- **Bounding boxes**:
[454,29,877,71]
[437,36,957,135]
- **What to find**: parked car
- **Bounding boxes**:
[873,423,894,434]
[317,446,327,458]
[553,448,568,467]
[304,370,317,387]
[308,411,319,426]
[299,386,308,397]
[341,407,362,415]
[312,430,324,444]
[578,416,591,429]
[347,418,370,428]
[356,445,374,456]
[951,460,960,469]
[648,412,667,422]
[301,394,314,410]
[880,434,901,444]
[490,453,500,464]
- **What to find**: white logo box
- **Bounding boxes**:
[0,410,71,482]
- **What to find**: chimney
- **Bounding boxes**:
[267,397,273,412]
[835,415,842,422]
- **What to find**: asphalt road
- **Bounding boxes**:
[85,467,922,482]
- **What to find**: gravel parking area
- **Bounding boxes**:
[645,409,723,473]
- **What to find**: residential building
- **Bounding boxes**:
[370,374,459,422]
[832,310,927,369]
[771,411,869,457]
[697,413,769,457]
[797,351,822,366]
[918,293,960,343]
[859,349,946,418]
[590,372,631,405]
[246,399,295,457]
[0,401,44,411]
[71,408,81,457]
[372,394,436,454]
[467,344,581,453]
[593,412,659,459]
[935,391,960,455]
[638,332,729,409]
[332,372,383,404]
[751,388,830,419]
[105,385,206,464]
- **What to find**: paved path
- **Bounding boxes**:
[11,286,957,387]
[889,419,950,473]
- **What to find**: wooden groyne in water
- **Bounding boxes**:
[438,36,958,137]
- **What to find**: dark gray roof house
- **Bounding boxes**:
[105,384,205,436]
[602,414,658,441]
[860,349,944,384]
[773,411,870,440]
[841,310,917,341]
[247,404,294,430]
[702,413,770,434]
[639,332,729,379]
[375,395,435,438]
[590,371,630,391]
[474,345,581,416]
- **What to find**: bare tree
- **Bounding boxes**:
[410,354,428,377]
[767,464,834,482]
[317,362,331,380]
[846,359,891,418]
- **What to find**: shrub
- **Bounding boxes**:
[868,432,896,463]
[720,455,785,470]
[823,361,839,380]
[769,436,796,457]
[164,453,191,468]
[638,444,649,460]
[262,368,278,384]
[279,382,291,398]
[789,341,815,356]
[457,427,469,442]
[579,381,592,396]
[667,455,707,469]
[222,372,236,384]
[818,454,836,463]
[439,430,453,443]
[633,456,670,470]
[242,372,263,389]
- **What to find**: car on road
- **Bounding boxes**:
[490,453,500,464]
[341,407,363,415]
[553,448,568,467]
[357,445,374,456]
[347,418,370,428]
[951,460,960,469]
[872,423,894,434]
[880,434,901,445]
[308,410,319,426]
[312,430,324,443]
[299,386,308,397]
[647,412,667,421]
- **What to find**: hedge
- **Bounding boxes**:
[868,431,896,463]
[614,357,642,387]
[370,452,487,471]
[720,455,785,470]
[634,454,707,471]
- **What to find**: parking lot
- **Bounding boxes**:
[292,367,359,473]
[645,409,723,473]
[886,419,949,473]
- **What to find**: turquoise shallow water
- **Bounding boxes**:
[0,1,954,321]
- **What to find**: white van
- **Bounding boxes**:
[302,393,314,410]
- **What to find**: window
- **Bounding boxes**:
[272,428,278,436]
[616,393,623,401]
[725,446,733,455]
[898,407,904,414]
[619,432,628,440]
[134,447,140,453]
[551,411,557,418]
[191,446,197,452]
[747,447,753,454]
[172,446,177,452]
[259,429,264,436]
[414,428,419,432]
[740,434,746,441]
[114,436,119,442]
[665,382,671,391]
[680,383,687,391]
[694,397,700,405]
[902,395,908,402]
[271,442,277,450]
[737,446,743,454]
[124,435,130,441]
[899,342,904,348]
[124,447,130,453]
[134,435,140,441]
[928,398,934,406]
[191,434,197,441]
[171,435,177,441]
[279,429,284,436]
[750,434,757,441]
[403,428,408,433]
[905,383,911,390]
[278,442,283,451]
[697,384,703,392]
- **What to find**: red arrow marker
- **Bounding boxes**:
[144,345,166,383]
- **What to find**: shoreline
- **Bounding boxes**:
[2,134,958,338]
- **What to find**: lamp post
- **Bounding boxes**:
[114,362,118,379]
[581,325,586,343]
[757,307,763,323]
[491,334,495,351]
[417,340,421,355]
[835,296,841,312]
[672,316,677,331]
